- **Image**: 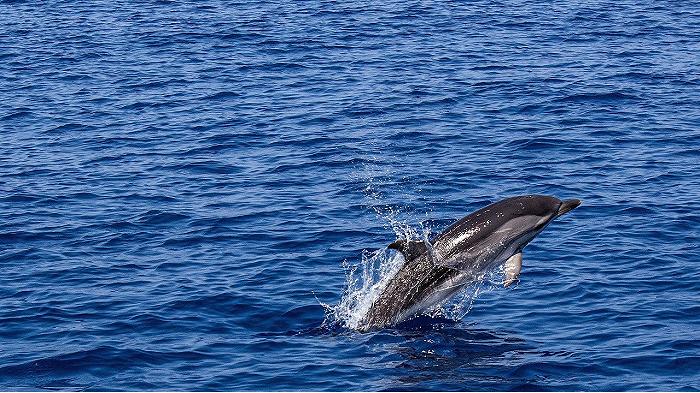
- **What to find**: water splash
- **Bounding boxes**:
[326,248,405,330]
[325,232,507,330]
[442,267,504,321]
[324,161,426,329]
[325,163,507,330]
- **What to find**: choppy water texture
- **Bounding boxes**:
[2,0,700,390]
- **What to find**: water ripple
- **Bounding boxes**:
[1,0,699,390]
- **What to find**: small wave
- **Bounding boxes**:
[47,123,95,133]
[1,110,33,121]
[132,210,190,225]
[203,91,241,100]
[554,91,640,103]
[1,193,41,203]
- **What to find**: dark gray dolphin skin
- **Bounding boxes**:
[359,195,581,331]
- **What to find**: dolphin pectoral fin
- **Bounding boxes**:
[503,252,523,287]
[387,239,428,262]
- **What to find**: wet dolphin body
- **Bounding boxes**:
[359,195,581,331]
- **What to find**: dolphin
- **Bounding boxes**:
[358,195,581,331]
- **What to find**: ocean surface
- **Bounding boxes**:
[1,0,699,390]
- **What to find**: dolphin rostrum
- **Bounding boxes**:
[359,195,581,331]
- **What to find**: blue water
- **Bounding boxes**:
[2,0,699,390]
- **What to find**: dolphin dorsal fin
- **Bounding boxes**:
[503,252,522,287]
[387,239,428,262]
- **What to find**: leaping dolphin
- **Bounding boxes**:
[359,195,581,331]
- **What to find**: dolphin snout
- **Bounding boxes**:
[557,199,581,217]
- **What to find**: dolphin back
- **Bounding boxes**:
[438,195,561,242]
[430,195,563,271]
